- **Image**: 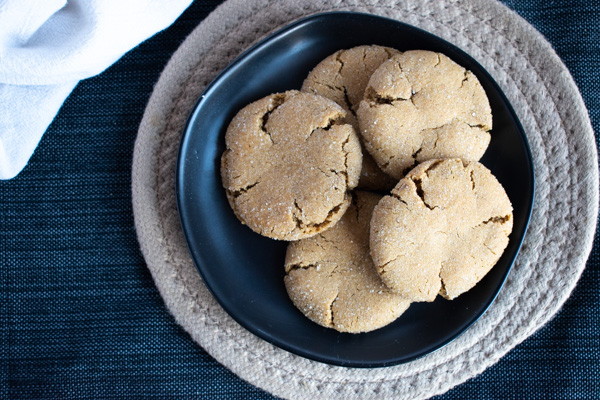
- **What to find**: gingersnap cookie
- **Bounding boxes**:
[302,45,399,190]
[221,90,362,241]
[357,50,493,179]
[370,158,513,302]
[284,191,411,333]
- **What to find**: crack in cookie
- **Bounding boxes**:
[227,181,260,198]
[285,262,319,272]
[289,201,347,237]
[329,293,340,327]
[260,93,285,143]
[306,113,344,140]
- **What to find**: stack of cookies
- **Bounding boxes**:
[221,46,513,333]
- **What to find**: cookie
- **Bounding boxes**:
[302,45,399,190]
[370,159,513,301]
[221,90,362,241]
[284,191,411,333]
[357,50,493,179]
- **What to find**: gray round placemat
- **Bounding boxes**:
[131,0,598,399]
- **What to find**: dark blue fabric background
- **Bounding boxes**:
[2,0,598,398]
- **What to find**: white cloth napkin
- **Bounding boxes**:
[0,0,194,179]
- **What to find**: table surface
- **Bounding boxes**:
[2,0,599,398]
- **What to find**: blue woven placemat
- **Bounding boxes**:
[2,0,598,398]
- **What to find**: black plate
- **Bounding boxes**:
[176,12,534,367]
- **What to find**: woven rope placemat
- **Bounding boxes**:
[132,0,598,398]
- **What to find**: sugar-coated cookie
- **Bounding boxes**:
[370,159,513,301]
[357,50,492,179]
[302,45,399,190]
[221,90,362,241]
[284,191,411,333]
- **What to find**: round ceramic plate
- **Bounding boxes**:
[176,12,534,367]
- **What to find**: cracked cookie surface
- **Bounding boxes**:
[221,90,362,241]
[284,191,411,333]
[302,45,399,191]
[370,159,513,301]
[357,50,493,179]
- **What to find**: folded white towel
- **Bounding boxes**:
[0,0,193,179]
